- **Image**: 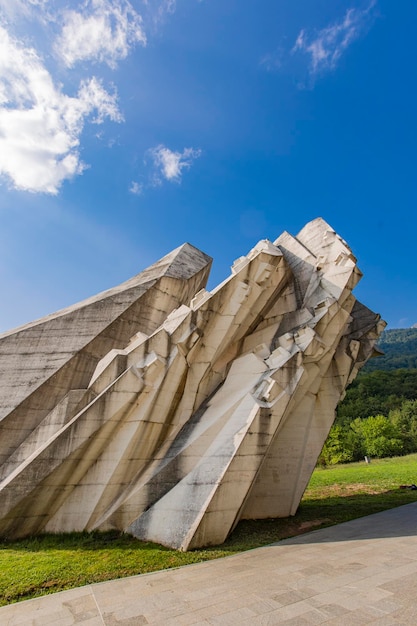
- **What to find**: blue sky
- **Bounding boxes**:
[0,0,416,333]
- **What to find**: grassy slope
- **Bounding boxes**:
[2,454,417,606]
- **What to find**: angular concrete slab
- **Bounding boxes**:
[0,244,212,470]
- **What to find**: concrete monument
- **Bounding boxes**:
[0,218,385,549]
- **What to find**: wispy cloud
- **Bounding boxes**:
[0,0,200,195]
[158,0,177,17]
[55,0,146,69]
[0,26,121,194]
[0,0,47,19]
[129,180,143,195]
[293,1,377,79]
[260,47,285,73]
[149,145,202,184]
[148,0,177,27]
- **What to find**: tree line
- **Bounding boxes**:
[319,368,417,465]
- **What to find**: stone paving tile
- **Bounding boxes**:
[368,618,403,626]
[369,597,404,615]
[161,615,209,626]
[307,602,349,619]
[360,604,395,620]
[283,608,328,625]
[248,599,320,623]
[169,601,254,625]
[179,589,242,611]
[321,608,376,626]
[392,603,417,623]
[379,574,417,595]
[269,617,311,626]
[336,586,394,610]
[307,587,357,608]
[102,614,148,626]
[271,590,313,606]
[159,607,206,624]
[246,598,282,615]
[0,588,103,626]
[240,606,321,626]
[205,606,257,624]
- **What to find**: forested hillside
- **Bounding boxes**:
[337,369,417,421]
[320,328,417,465]
[363,327,417,371]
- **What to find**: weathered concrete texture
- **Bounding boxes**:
[0,244,212,472]
[0,218,385,549]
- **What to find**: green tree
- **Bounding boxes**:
[359,415,403,458]
[319,424,355,465]
[389,399,417,454]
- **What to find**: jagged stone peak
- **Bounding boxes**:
[0,243,212,338]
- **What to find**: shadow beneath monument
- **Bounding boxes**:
[0,532,152,552]
[272,501,417,546]
[218,492,417,552]
[2,492,417,558]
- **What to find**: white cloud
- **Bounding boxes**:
[292,1,377,77]
[56,0,146,68]
[0,0,41,15]
[129,180,143,195]
[149,145,201,183]
[0,26,122,194]
[0,0,51,24]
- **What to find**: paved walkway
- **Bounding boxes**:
[2,503,417,625]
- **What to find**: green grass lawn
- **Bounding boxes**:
[2,453,417,607]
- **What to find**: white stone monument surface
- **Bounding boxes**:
[0,219,385,549]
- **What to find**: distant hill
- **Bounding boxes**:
[363,328,417,372]
[332,328,417,460]
[337,328,417,421]
[337,368,417,421]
